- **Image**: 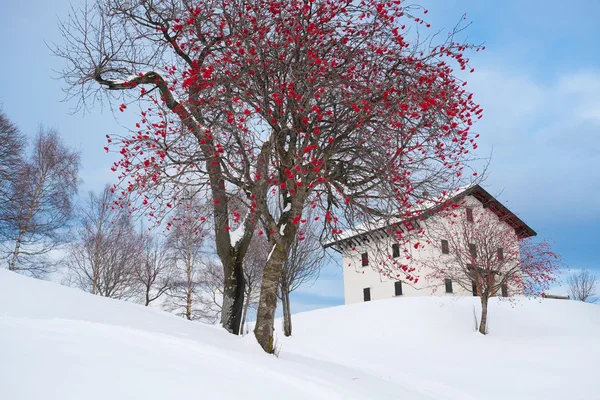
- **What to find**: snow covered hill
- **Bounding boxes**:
[1,270,598,400]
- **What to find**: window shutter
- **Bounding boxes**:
[497,248,504,261]
[472,281,478,296]
[441,239,449,254]
[361,252,369,267]
[392,243,400,258]
[501,283,509,297]
[395,281,403,296]
[445,279,453,293]
[363,287,371,302]
[466,207,474,222]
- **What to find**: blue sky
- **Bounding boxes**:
[1,0,599,313]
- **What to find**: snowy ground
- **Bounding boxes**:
[1,270,598,400]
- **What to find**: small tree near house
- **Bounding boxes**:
[421,204,560,334]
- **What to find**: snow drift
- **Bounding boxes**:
[1,269,598,400]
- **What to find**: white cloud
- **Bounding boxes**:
[466,67,600,221]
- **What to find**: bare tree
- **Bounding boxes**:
[421,204,561,334]
[278,213,326,336]
[0,110,25,212]
[134,230,174,306]
[63,186,140,299]
[164,198,216,321]
[239,234,268,334]
[3,128,80,277]
[567,269,597,303]
[196,260,225,323]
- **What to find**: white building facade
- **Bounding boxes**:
[327,185,535,305]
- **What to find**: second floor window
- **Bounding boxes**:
[392,243,400,258]
[441,239,449,254]
[466,207,474,222]
[361,252,369,267]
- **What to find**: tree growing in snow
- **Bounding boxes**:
[0,110,25,215]
[278,210,326,337]
[164,197,218,321]
[3,128,80,277]
[133,231,175,306]
[63,186,140,299]
[421,205,561,334]
[240,234,268,334]
[567,269,597,303]
[55,0,484,352]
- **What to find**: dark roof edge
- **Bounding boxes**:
[324,184,536,249]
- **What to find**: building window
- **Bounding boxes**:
[445,279,453,293]
[394,281,403,296]
[363,287,371,302]
[441,239,449,254]
[361,252,369,267]
[392,243,400,258]
[466,207,474,222]
[501,283,509,297]
[469,243,477,258]
[472,281,478,296]
[497,248,504,261]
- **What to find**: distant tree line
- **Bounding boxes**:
[0,110,80,277]
[1,109,324,332]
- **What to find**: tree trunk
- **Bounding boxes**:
[282,286,292,337]
[240,293,250,335]
[254,234,295,353]
[185,286,192,321]
[7,232,23,271]
[221,257,245,334]
[479,295,488,334]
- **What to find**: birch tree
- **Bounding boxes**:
[164,197,215,321]
[63,186,139,299]
[0,110,25,213]
[4,128,79,277]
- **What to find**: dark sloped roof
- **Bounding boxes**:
[463,185,536,239]
[324,184,536,250]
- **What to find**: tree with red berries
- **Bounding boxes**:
[56,0,483,352]
[420,204,561,334]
